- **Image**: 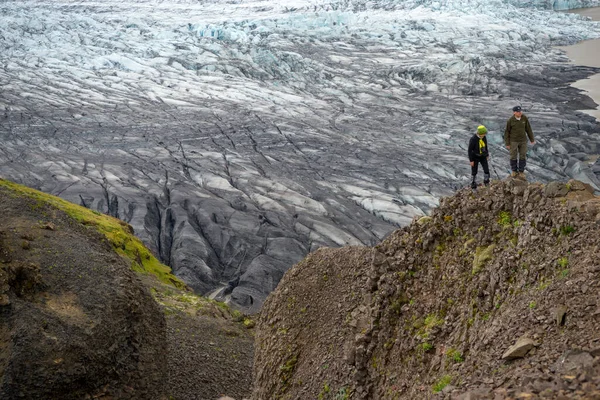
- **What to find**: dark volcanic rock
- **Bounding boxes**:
[252,179,600,400]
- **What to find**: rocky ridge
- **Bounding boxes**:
[253,178,600,399]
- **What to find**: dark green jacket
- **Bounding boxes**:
[504,114,534,145]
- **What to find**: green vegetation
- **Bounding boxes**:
[417,313,444,339]
[560,225,575,235]
[390,293,410,315]
[416,216,432,225]
[335,387,350,400]
[497,211,512,227]
[472,244,496,274]
[446,348,464,363]
[537,279,550,291]
[318,382,331,400]
[0,179,184,288]
[424,313,444,329]
[529,301,536,309]
[432,375,452,393]
[419,342,434,352]
[557,257,569,268]
[280,354,298,386]
[243,318,256,328]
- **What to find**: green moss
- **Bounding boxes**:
[472,244,495,274]
[432,375,452,393]
[557,257,569,268]
[0,179,184,289]
[497,211,512,227]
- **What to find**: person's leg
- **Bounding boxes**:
[509,143,518,175]
[517,141,528,173]
[481,158,490,186]
[471,160,479,189]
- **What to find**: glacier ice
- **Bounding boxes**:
[1,0,600,311]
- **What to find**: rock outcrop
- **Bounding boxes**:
[253,179,600,399]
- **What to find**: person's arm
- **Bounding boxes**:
[525,117,534,143]
[504,119,511,148]
[468,137,476,162]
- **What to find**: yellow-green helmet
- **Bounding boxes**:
[477,125,487,135]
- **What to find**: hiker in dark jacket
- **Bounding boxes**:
[504,105,535,179]
[468,125,490,189]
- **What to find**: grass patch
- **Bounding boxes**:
[557,257,569,268]
[446,348,464,363]
[432,375,452,393]
[472,244,495,274]
[417,313,444,339]
[280,354,298,387]
[0,179,184,288]
[560,225,575,235]
[419,342,434,352]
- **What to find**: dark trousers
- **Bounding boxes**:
[471,157,490,176]
[471,158,490,188]
[509,141,527,172]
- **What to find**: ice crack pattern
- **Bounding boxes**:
[1,0,600,311]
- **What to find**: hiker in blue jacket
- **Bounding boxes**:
[468,125,490,189]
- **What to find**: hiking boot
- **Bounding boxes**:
[483,174,490,187]
[511,171,518,178]
[516,172,527,181]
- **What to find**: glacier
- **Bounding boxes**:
[1,0,600,312]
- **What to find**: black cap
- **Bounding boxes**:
[512,106,522,112]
